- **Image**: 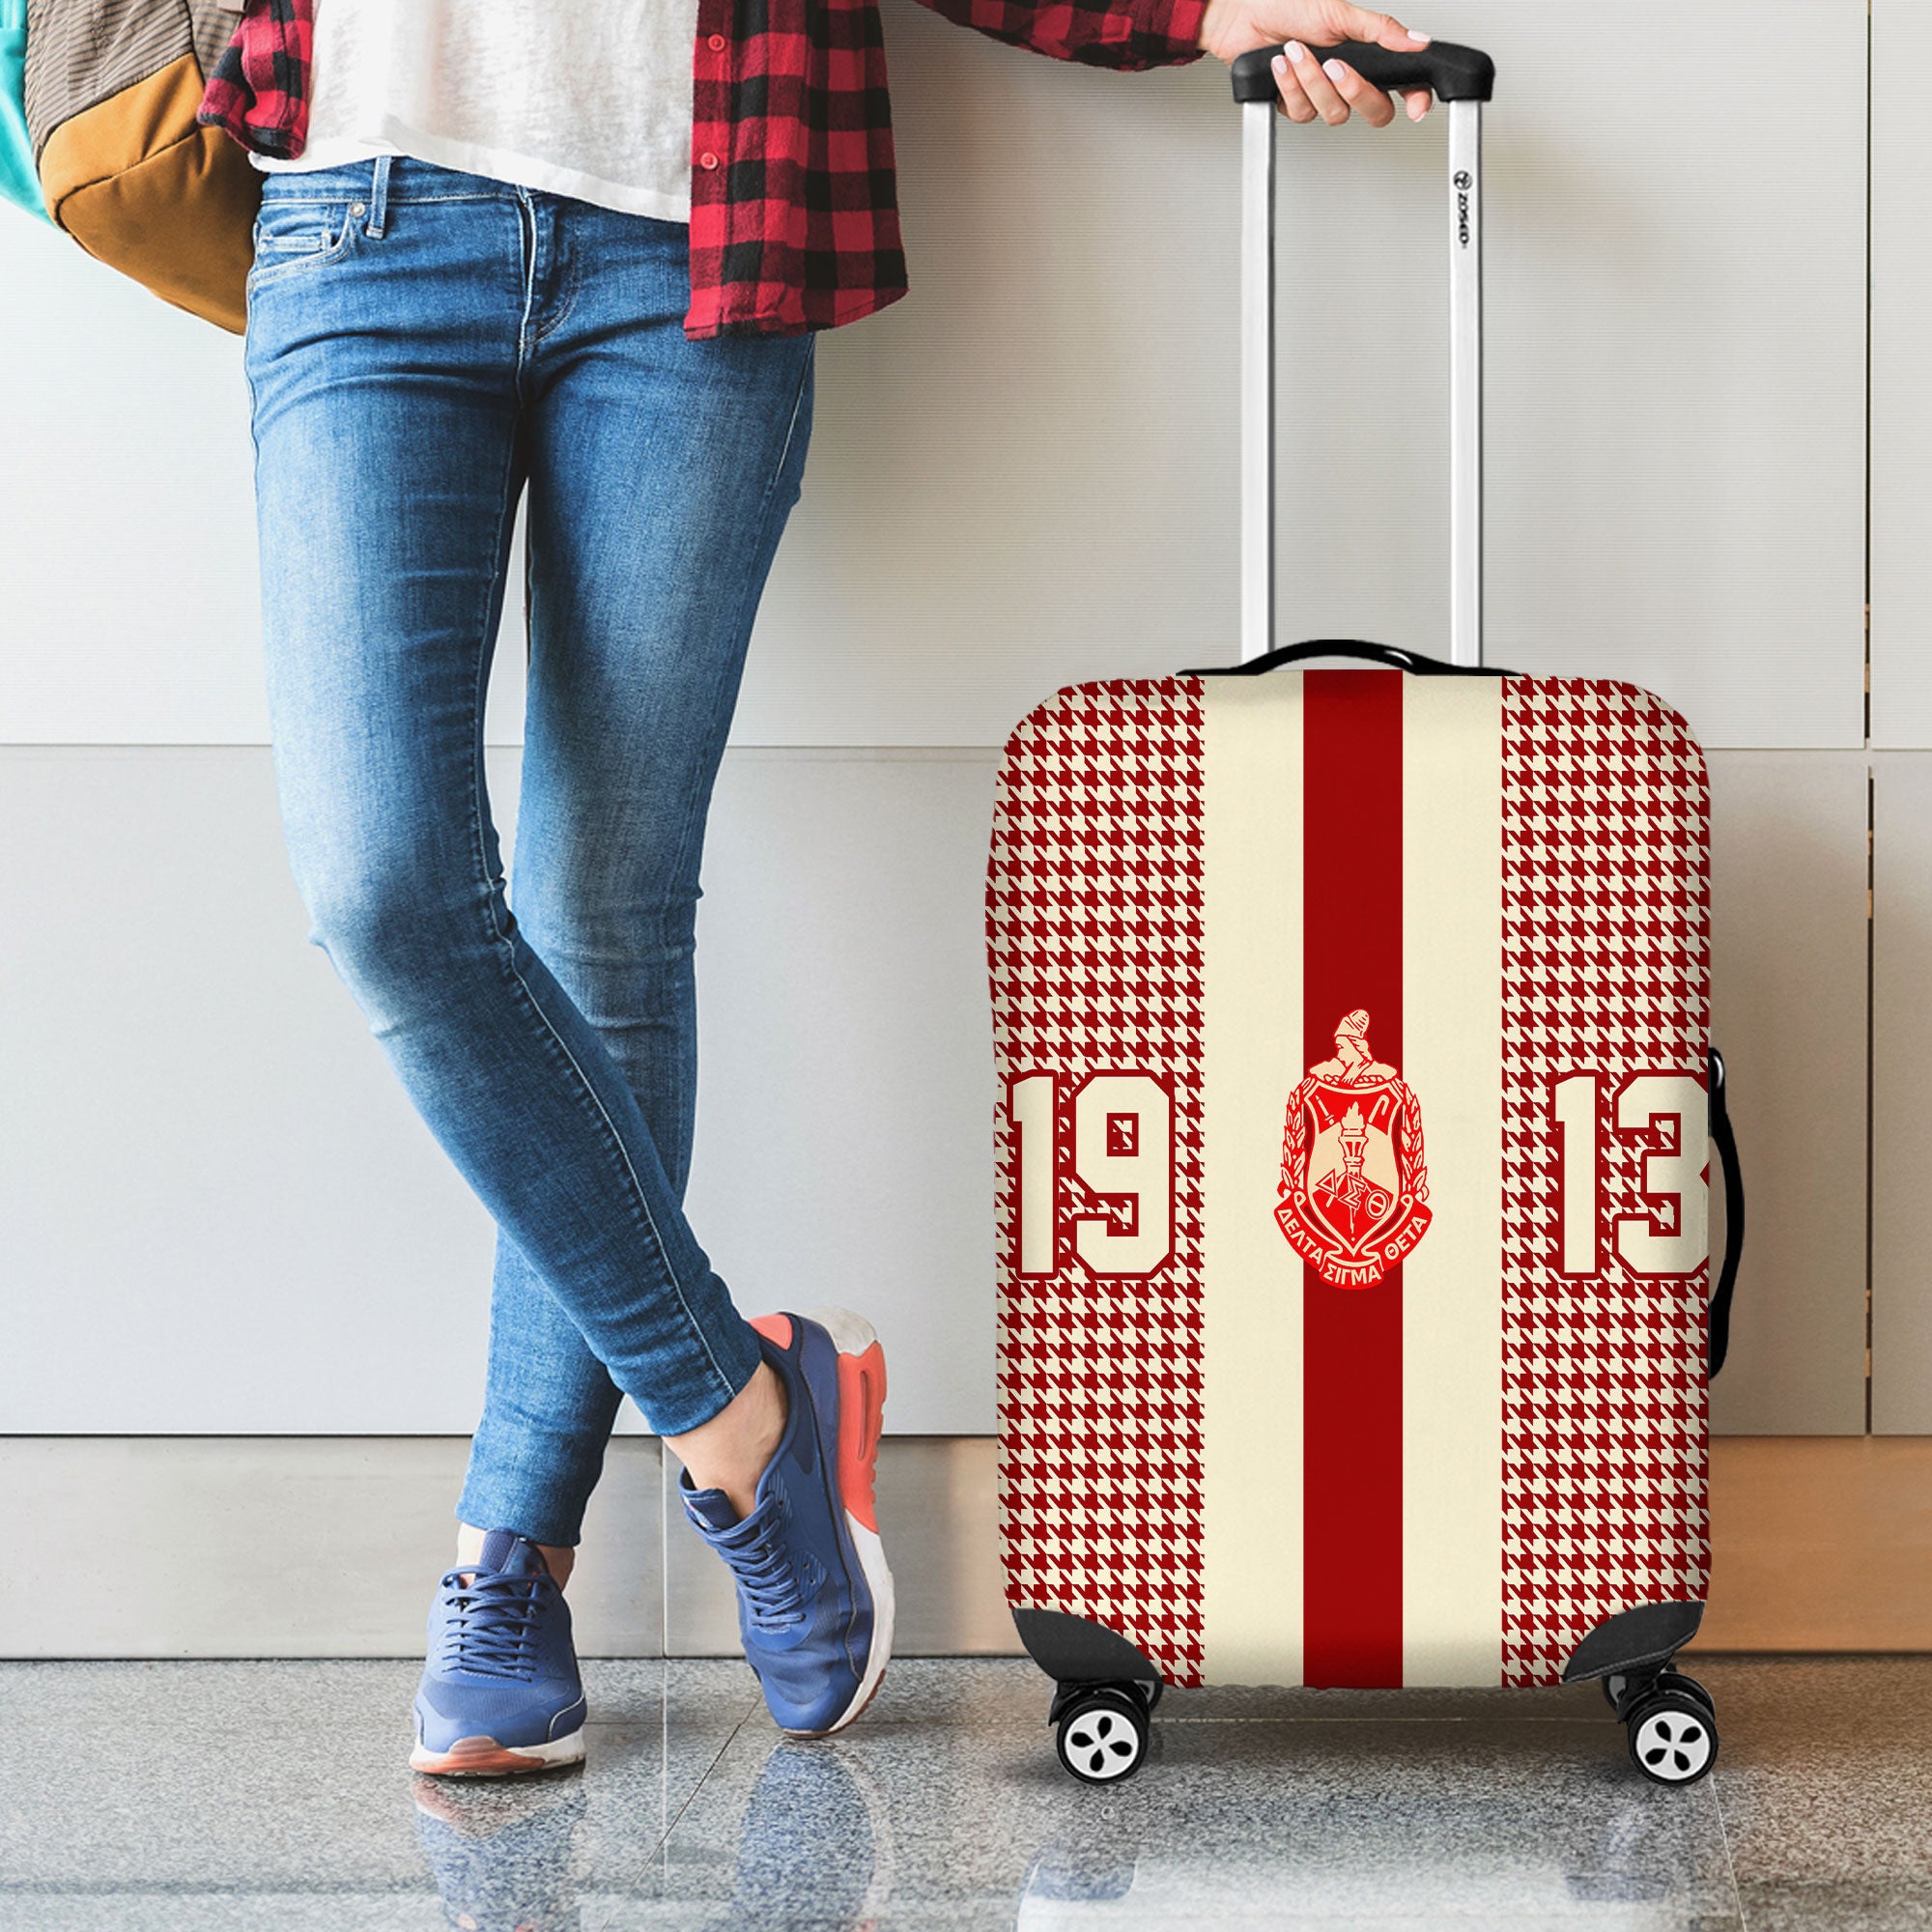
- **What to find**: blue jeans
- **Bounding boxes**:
[244,155,815,1546]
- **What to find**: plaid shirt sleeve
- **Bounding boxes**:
[912,0,1211,71]
[196,0,314,161]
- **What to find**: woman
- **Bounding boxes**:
[210,0,1433,1776]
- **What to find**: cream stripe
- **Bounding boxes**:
[1201,678,1304,1687]
[1400,676,1504,1686]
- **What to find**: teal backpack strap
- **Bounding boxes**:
[1,0,56,226]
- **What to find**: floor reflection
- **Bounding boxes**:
[412,1768,590,1932]
[412,1738,897,1932]
[704,1740,895,1927]
[1002,1713,1727,1928]
[1014,1796,1696,1928]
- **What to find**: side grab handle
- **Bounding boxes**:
[1708,1048,1745,1379]
[1229,39,1496,105]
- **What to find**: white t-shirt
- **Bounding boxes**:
[250,0,697,224]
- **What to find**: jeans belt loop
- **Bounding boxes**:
[367,154,392,238]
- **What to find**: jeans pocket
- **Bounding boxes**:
[249,199,364,287]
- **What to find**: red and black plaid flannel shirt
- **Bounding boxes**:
[197,0,1210,341]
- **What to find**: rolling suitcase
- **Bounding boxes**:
[985,34,1746,1787]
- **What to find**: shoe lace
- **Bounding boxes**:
[712,1495,814,1634]
[436,1565,547,1680]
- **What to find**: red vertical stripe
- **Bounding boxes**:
[1302,670,1406,1688]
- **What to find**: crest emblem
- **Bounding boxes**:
[1275,1009,1432,1289]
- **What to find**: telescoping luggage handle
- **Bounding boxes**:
[1228,36,1494,670]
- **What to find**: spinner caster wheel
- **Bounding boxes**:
[1626,1689,1719,1786]
[1603,1668,1715,1721]
[1054,1685,1150,1785]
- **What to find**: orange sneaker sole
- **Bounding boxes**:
[409,1730,585,1777]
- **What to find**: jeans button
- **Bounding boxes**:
[350,202,366,215]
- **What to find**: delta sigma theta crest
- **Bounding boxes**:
[1275,1009,1432,1290]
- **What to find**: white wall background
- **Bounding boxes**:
[1,0,1910,1441]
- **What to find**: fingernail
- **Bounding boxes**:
[1407,26,1432,42]
[1285,40,1306,61]
[1322,58,1348,82]
[1272,52,1287,71]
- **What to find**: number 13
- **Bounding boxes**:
[1551,1071,1707,1279]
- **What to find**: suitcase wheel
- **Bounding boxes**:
[1602,1667,1714,1722]
[1624,1682,1719,1787]
[1052,1683,1151,1785]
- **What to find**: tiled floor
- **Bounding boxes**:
[1,1657,1926,1929]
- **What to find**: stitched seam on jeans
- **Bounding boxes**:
[530,265,582,349]
[648,339,815,1213]
[529,203,584,348]
[466,427,740,1411]
[657,340,812,997]
[705,341,812,727]
[769,341,812,497]
[247,214,361,287]
[513,193,542,379]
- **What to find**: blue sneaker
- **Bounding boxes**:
[679,1306,895,1737]
[410,1528,587,1776]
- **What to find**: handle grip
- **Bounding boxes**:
[1230,38,1495,105]
[1181,638,1511,677]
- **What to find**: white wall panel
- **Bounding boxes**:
[679,749,999,1436]
[1871,0,1932,747]
[1,746,496,1433]
[0,1436,664,1658]
[1,746,998,1435]
[1472,0,1863,749]
[1706,753,1870,1435]
[1871,754,1932,1430]
[1,0,1864,752]
[0,218,269,745]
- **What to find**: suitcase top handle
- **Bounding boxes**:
[1230,39,1496,104]
[1181,639,1512,677]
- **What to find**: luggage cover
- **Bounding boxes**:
[986,667,1713,1690]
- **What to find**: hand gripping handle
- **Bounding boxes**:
[1230,39,1496,104]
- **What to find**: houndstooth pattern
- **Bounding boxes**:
[986,680,1207,1686]
[1499,681,1713,1687]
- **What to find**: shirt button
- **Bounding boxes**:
[699,152,719,169]
[708,33,725,49]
